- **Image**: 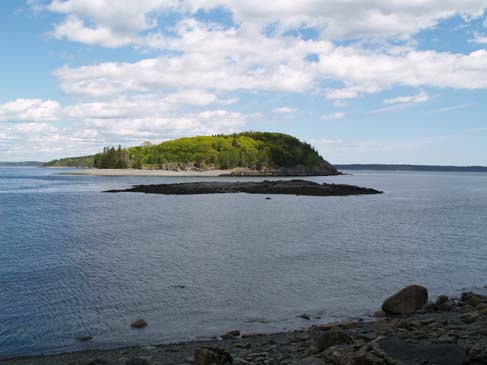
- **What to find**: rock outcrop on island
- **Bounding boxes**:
[43,132,340,176]
[105,180,383,197]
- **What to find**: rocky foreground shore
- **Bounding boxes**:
[3,286,487,365]
[106,180,382,197]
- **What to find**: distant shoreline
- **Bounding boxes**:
[336,164,487,172]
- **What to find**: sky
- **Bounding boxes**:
[1,1,487,164]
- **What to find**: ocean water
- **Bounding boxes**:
[1,166,487,358]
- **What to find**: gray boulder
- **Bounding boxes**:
[382,285,428,315]
[315,329,352,352]
[194,347,233,365]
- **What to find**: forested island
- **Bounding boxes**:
[44,132,339,176]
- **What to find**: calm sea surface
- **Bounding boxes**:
[1,167,486,357]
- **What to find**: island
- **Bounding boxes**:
[105,180,382,197]
[44,132,339,176]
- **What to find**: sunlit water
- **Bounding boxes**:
[1,166,486,358]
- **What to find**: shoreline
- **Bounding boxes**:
[3,287,486,364]
[53,168,342,177]
[56,168,235,177]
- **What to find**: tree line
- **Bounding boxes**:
[45,132,326,171]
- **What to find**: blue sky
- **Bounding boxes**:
[1,0,487,164]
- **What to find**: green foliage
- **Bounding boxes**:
[94,145,128,169]
[44,132,328,171]
[43,155,96,168]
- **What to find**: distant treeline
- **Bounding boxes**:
[336,164,487,172]
[0,161,44,166]
[44,132,328,171]
[44,156,96,168]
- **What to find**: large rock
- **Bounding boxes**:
[379,335,467,365]
[382,285,428,315]
[194,347,233,365]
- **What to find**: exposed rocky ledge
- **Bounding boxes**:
[105,179,382,196]
[3,286,487,364]
[220,165,341,176]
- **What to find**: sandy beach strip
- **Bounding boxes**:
[57,168,234,177]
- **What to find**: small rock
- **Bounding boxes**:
[436,295,449,304]
[468,296,482,307]
[381,285,428,315]
[306,345,320,356]
[461,312,479,324]
[127,358,150,365]
[265,197,271,200]
[299,313,312,320]
[420,318,436,326]
[431,295,453,312]
[131,319,148,329]
[315,329,352,352]
[391,319,412,330]
[235,342,251,349]
[222,330,240,339]
[118,357,129,365]
[142,345,157,351]
[373,310,386,318]
[75,335,93,342]
[194,347,233,365]
[295,357,323,365]
[87,360,109,365]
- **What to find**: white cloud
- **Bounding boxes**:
[273,107,297,113]
[321,112,345,120]
[40,2,487,104]
[195,1,487,39]
[433,104,473,113]
[0,105,248,160]
[51,14,136,48]
[53,18,487,102]
[41,0,487,47]
[0,91,248,160]
[47,0,179,47]
[384,91,430,104]
[471,32,487,44]
[0,99,62,122]
[76,108,246,140]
